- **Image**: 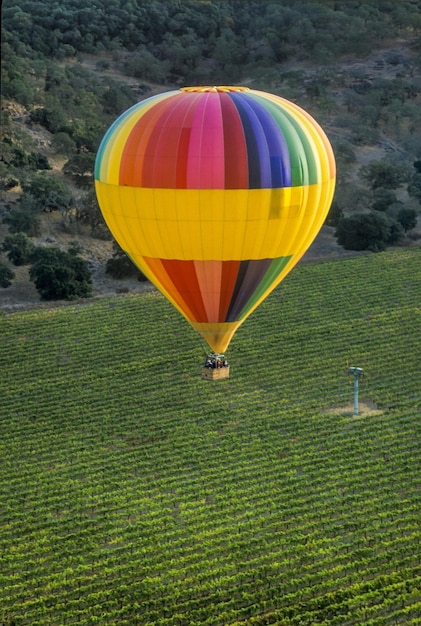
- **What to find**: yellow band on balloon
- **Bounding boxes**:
[95,180,335,262]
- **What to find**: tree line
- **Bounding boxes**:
[5,1,421,78]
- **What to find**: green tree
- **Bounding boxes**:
[372,187,397,212]
[9,146,28,167]
[63,153,95,186]
[335,211,401,252]
[331,139,356,169]
[0,175,19,191]
[51,132,76,154]
[0,260,15,288]
[396,207,418,232]
[360,159,407,190]
[3,76,34,107]
[29,105,69,134]
[4,145,50,172]
[101,81,136,115]
[1,232,36,266]
[213,29,248,78]
[387,216,404,244]
[28,152,51,171]
[407,172,421,202]
[3,208,41,237]
[21,174,75,213]
[123,48,170,82]
[29,246,93,300]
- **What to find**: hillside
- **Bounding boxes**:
[1,248,420,625]
[2,0,421,308]
[2,36,421,308]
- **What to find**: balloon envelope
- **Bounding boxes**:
[95,86,335,353]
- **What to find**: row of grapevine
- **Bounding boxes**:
[0,248,420,624]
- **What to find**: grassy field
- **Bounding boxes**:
[1,248,420,625]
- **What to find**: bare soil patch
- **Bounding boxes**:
[0,213,154,312]
[324,400,384,419]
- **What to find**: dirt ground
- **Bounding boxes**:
[0,213,155,311]
[324,401,384,418]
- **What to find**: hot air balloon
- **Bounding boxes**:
[95,86,335,375]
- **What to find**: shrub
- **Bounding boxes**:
[396,207,418,232]
[28,152,51,171]
[360,159,408,190]
[387,217,404,244]
[3,208,41,236]
[51,132,76,154]
[29,246,93,300]
[63,153,95,188]
[1,232,36,266]
[372,187,397,212]
[0,176,19,190]
[21,174,75,213]
[335,211,402,252]
[0,260,15,288]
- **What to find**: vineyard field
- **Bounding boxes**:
[0,248,420,625]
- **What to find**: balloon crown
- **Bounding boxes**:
[180,86,250,93]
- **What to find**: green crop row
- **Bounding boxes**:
[0,248,420,624]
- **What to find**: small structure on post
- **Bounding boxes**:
[202,353,230,381]
[348,366,364,415]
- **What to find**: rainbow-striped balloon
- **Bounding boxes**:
[95,87,335,353]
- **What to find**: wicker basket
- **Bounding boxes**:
[201,366,230,380]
